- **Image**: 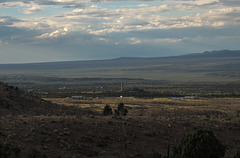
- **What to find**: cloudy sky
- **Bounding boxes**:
[0,0,240,63]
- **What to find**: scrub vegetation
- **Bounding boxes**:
[1,81,240,158]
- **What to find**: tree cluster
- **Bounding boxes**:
[103,103,128,116]
[171,129,226,158]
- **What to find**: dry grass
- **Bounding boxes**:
[1,96,240,158]
[45,97,240,120]
[44,97,240,158]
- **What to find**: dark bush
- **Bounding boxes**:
[103,104,112,116]
[0,98,10,109]
[114,109,120,116]
[234,151,240,158]
[171,129,226,158]
[148,152,165,158]
[25,148,47,158]
[118,102,124,110]
[0,144,21,158]
[81,136,94,143]
[115,103,128,116]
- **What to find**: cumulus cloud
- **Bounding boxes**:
[154,38,183,43]
[0,40,8,46]
[128,38,141,44]
[98,37,109,42]
[0,0,240,63]
[36,27,69,39]
[0,0,239,9]
[21,6,43,14]
[0,0,86,9]
[2,0,240,47]
[0,16,21,26]
[0,18,6,23]
[3,1,240,36]
[0,2,29,8]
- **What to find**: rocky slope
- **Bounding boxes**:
[0,81,93,116]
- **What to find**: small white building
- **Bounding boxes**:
[184,96,199,99]
[172,97,183,101]
[71,96,83,99]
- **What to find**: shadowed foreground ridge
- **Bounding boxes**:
[0,81,94,116]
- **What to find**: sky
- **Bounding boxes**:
[0,0,240,63]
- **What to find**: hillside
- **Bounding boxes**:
[0,50,240,81]
[0,82,93,116]
[0,84,240,157]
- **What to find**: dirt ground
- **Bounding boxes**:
[1,97,240,158]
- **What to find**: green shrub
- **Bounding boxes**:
[103,104,112,116]
[171,129,226,158]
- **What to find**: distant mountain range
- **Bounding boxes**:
[0,50,240,82]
